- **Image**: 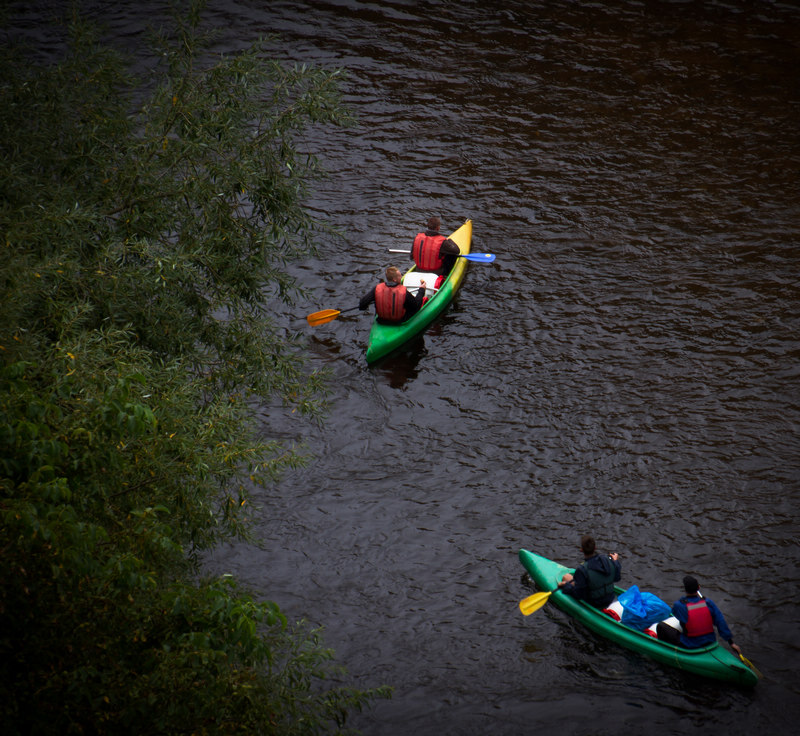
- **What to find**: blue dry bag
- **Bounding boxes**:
[618,585,672,630]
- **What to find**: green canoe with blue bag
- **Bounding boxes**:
[518,548,759,686]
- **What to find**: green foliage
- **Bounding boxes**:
[1,3,348,408]
[0,2,389,734]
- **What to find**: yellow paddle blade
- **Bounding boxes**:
[306,309,342,326]
[739,653,763,678]
[519,590,553,616]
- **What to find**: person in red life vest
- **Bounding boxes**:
[556,534,621,609]
[412,216,461,276]
[656,575,742,654]
[359,266,425,324]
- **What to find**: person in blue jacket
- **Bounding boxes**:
[557,534,621,609]
[656,575,742,654]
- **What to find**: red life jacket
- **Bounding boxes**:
[412,232,446,271]
[375,282,407,321]
[684,598,714,637]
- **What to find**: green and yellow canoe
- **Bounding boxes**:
[365,220,473,364]
[518,549,759,687]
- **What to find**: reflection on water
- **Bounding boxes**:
[372,334,426,388]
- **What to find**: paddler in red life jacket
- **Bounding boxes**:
[655,575,742,654]
[358,266,425,324]
[412,216,461,276]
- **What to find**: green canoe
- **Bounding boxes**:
[518,549,758,687]
[365,220,473,364]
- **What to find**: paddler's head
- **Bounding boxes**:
[385,266,402,284]
[683,575,700,594]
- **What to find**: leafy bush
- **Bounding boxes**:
[0,2,388,733]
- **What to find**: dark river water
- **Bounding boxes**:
[13,1,800,734]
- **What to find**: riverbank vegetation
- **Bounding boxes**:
[0,2,388,733]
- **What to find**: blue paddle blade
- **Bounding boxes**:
[460,252,495,262]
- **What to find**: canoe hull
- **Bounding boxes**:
[518,549,758,687]
[365,220,472,363]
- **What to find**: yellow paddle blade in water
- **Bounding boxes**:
[306,305,361,326]
[519,590,553,616]
[306,308,343,326]
[739,653,763,678]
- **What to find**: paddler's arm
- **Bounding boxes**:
[359,285,377,310]
[440,238,460,256]
[557,572,575,595]
[609,552,621,581]
[708,599,741,654]
[406,281,426,306]
[558,566,590,599]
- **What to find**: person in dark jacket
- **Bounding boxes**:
[359,266,425,324]
[411,216,461,276]
[656,575,742,654]
[557,534,621,609]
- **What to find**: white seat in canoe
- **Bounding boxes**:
[402,271,438,298]
[645,615,681,638]
[605,600,624,620]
